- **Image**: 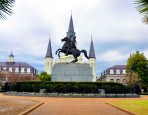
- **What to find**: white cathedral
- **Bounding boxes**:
[44,15,97,81]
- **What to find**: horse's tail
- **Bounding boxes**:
[80,50,89,59]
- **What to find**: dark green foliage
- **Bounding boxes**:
[135,0,148,13]
[0,0,15,20]
[140,92,148,95]
[126,51,148,87]
[8,81,134,94]
[38,72,51,81]
[135,0,148,24]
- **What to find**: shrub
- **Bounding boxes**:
[8,81,134,94]
[140,92,148,95]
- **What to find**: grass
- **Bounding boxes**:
[109,100,148,115]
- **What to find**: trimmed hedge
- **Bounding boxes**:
[7,81,134,94]
[140,92,148,95]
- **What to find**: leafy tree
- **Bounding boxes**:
[126,72,141,86]
[126,51,148,87]
[38,72,51,81]
[0,0,15,20]
[135,0,148,24]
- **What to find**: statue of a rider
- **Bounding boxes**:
[65,35,77,56]
[56,34,89,63]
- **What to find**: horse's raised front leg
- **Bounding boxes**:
[55,49,62,55]
[58,50,63,57]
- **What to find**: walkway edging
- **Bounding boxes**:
[19,101,44,115]
[106,103,135,115]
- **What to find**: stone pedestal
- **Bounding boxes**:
[52,63,93,82]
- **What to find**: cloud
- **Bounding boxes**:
[0,0,148,75]
[96,49,129,63]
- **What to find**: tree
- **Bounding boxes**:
[126,72,141,86]
[0,0,15,20]
[38,72,51,81]
[126,51,148,87]
[135,0,148,24]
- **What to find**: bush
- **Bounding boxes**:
[8,81,134,94]
[140,92,148,95]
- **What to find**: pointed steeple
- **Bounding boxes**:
[67,14,75,38]
[89,35,96,58]
[45,38,53,58]
[7,51,15,62]
[9,51,14,57]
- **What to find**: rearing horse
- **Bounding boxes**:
[55,37,89,63]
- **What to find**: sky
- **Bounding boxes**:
[0,0,148,77]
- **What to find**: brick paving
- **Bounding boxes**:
[1,94,147,115]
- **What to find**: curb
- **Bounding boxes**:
[19,101,44,115]
[106,103,135,115]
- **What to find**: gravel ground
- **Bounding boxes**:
[0,94,40,115]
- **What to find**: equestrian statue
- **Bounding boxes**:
[55,35,89,63]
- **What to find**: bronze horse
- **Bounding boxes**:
[55,37,89,63]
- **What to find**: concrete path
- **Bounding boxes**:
[2,94,147,115]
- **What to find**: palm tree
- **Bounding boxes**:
[135,0,148,24]
[0,0,15,20]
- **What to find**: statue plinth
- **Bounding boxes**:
[52,63,93,82]
[58,55,84,63]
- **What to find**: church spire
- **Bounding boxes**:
[89,35,96,58]
[67,14,75,38]
[7,51,15,62]
[45,38,53,58]
[9,51,14,57]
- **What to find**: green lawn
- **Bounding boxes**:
[109,100,148,115]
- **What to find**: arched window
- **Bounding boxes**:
[116,79,120,82]
[122,79,126,83]
[110,79,114,82]
[47,62,49,66]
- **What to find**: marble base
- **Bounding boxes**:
[52,63,93,82]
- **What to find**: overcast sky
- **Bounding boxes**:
[0,0,148,77]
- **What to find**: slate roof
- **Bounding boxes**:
[68,15,74,33]
[108,65,126,69]
[89,38,96,58]
[67,14,75,38]
[0,62,35,68]
[45,38,53,58]
[9,52,14,57]
[105,65,126,75]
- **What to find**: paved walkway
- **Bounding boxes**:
[28,97,130,115]
[1,94,148,115]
